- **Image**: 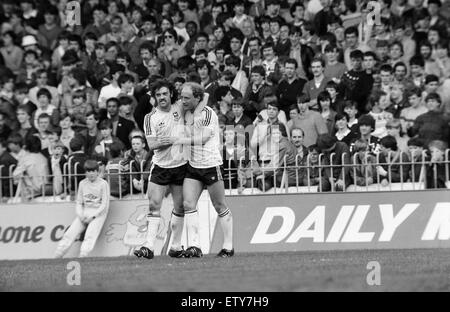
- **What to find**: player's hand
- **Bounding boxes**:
[158,136,177,145]
[381,178,389,187]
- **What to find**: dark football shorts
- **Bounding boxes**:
[149,163,187,186]
[185,163,224,186]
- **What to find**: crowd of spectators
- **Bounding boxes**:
[0,0,450,201]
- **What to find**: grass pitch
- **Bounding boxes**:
[1,249,450,292]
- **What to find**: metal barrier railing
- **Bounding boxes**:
[1,150,449,204]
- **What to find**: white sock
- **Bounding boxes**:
[219,209,233,250]
[144,216,160,251]
[170,213,184,251]
[185,210,200,248]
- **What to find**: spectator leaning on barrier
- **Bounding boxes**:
[377,135,411,186]
[253,123,296,191]
[426,140,449,189]
[0,137,17,199]
[12,135,51,199]
[407,137,427,184]
[68,135,88,196]
[105,141,129,198]
[299,144,325,189]
[285,126,308,187]
[122,135,152,194]
[222,127,249,190]
[49,140,68,196]
[350,139,376,187]
[316,133,351,192]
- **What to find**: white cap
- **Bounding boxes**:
[22,35,38,47]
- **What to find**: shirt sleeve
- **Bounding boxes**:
[199,108,214,129]
[144,113,156,138]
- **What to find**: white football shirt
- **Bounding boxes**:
[184,98,223,168]
[144,102,187,168]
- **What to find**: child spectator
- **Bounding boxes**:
[125,135,152,194]
[377,135,410,185]
[55,159,110,258]
[407,137,427,183]
[299,144,325,189]
[350,139,376,187]
[104,142,129,198]
[426,140,449,189]
[316,134,351,192]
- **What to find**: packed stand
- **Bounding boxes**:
[0,0,450,202]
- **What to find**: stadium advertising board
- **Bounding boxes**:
[0,193,216,260]
[2,191,450,260]
[211,190,450,252]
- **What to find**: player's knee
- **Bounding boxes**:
[148,198,162,212]
[183,199,196,212]
[211,198,227,213]
[172,203,184,216]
